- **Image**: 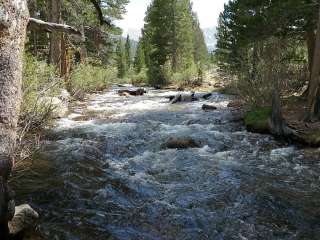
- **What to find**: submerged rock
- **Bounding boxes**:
[161,137,201,149]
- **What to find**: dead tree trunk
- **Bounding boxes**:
[307,4,320,120]
[49,0,62,68]
[80,25,87,63]
[269,86,288,136]
[0,1,29,239]
[306,29,316,78]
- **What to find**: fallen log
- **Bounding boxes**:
[118,89,146,96]
[169,92,212,104]
[202,104,217,111]
[171,92,198,104]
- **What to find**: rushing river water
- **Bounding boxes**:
[15,87,320,240]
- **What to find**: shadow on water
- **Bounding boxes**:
[14,87,320,240]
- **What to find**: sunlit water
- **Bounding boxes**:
[16,87,320,240]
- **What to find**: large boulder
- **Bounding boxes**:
[39,96,68,118]
[9,204,39,236]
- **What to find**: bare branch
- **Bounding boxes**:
[89,0,112,26]
[28,18,81,36]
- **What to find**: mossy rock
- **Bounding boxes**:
[244,107,271,134]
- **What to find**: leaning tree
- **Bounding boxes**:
[0,1,30,238]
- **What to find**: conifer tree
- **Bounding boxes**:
[192,12,208,68]
[134,38,146,73]
[116,40,126,78]
[125,35,132,69]
[142,0,207,85]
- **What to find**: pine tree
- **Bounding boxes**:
[116,40,126,78]
[172,0,195,71]
[192,12,208,68]
[143,0,175,85]
[142,0,205,85]
[134,38,146,73]
[125,35,132,69]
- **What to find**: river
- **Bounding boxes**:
[15,86,320,240]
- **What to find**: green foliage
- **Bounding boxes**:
[69,63,117,97]
[215,0,312,104]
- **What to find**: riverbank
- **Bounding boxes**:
[238,97,320,147]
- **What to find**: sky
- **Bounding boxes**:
[116,0,228,38]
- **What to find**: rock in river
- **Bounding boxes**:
[161,137,201,149]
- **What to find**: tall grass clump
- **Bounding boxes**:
[69,62,118,98]
[21,53,62,132]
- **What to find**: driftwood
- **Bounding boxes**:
[168,92,212,104]
[118,89,146,96]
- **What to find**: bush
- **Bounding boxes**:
[69,63,118,97]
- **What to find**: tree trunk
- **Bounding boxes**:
[60,33,68,77]
[307,29,316,76]
[307,4,320,120]
[251,41,258,81]
[49,0,61,67]
[0,1,29,239]
[28,0,38,55]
